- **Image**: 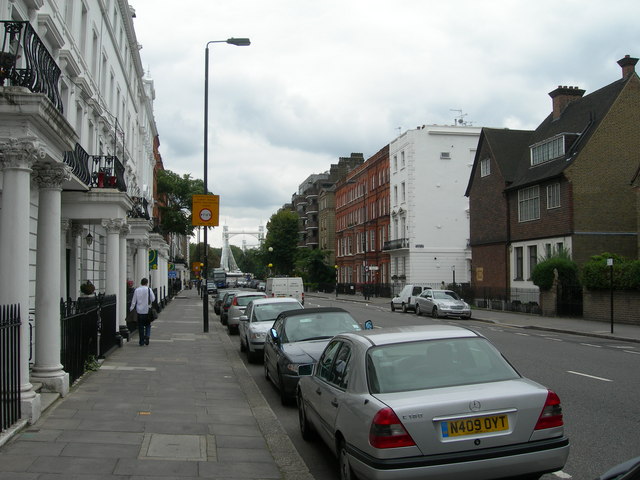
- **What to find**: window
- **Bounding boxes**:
[330,344,352,389]
[393,155,397,172]
[528,245,538,280]
[317,340,342,381]
[547,183,560,209]
[545,243,552,258]
[401,182,406,203]
[401,151,405,168]
[480,157,491,177]
[531,135,565,166]
[515,247,523,280]
[518,186,540,222]
[393,186,398,206]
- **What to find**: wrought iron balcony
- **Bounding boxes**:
[383,238,410,250]
[128,196,150,220]
[1,21,62,112]
[63,143,127,192]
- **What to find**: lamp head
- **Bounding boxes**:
[227,37,251,46]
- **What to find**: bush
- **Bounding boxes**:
[531,253,579,291]
[581,253,640,290]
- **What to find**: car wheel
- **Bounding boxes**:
[401,303,407,313]
[240,335,246,352]
[278,368,290,406]
[432,306,440,319]
[297,391,316,441]
[247,346,261,364]
[415,304,421,316]
[338,439,357,480]
[390,302,395,312]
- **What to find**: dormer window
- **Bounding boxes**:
[530,135,565,166]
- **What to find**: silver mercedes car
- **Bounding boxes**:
[297,325,569,480]
[415,289,472,319]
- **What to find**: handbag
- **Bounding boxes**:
[148,288,158,321]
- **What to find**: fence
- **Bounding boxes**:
[467,286,541,314]
[1,304,21,432]
[60,294,118,385]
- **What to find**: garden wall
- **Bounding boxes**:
[583,289,640,325]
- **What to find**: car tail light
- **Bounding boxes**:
[231,297,238,306]
[369,407,416,448]
[535,390,563,430]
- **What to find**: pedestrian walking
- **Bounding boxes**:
[130,278,156,346]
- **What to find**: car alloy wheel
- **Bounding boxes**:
[402,303,408,313]
[415,304,421,316]
[432,306,440,319]
[338,439,357,480]
[298,391,316,441]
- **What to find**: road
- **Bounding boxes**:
[224,295,640,480]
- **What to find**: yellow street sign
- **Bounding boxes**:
[192,194,219,227]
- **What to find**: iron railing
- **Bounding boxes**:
[383,238,410,250]
[62,143,127,193]
[1,304,21,432]
[60,294,118,384]
[0,21,62,112]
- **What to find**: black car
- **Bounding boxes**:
[263,307,363,404]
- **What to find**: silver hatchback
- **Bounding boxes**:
[297,325,569,480]
[226,292,267,334]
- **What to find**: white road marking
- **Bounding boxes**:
[545,337,563,342]
[552,470,572,478]
[580,343,602,348]
[567,371,613,382]
[625,350,640,355]
[514,332,530,336]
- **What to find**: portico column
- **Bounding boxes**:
[119,224,130,338]
[135,239,149,284]
[0,137,43,422]
[103,219,123,299]
[31,162,72,397]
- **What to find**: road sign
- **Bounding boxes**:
[192,194,219,227]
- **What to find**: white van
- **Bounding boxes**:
[265,277,304,305]
[390,284,429,312]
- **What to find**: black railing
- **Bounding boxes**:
[128,196,150,219]
[60,294,118,384]
[1,304,21,432]
[382,238,410,250]
[62,144,127,192]
[1,21,62,112]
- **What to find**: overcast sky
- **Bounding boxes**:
[130,0,639,250]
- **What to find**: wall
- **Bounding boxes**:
[583,289,640,325]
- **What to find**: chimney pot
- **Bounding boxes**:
[549,85,586,120]
[617,54,638,79]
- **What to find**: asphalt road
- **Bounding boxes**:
[226,296,639,480]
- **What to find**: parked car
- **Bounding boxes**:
[415,288,472,319]
[206,280,217,294]
[213,289,231,315]
[226,291,268,335]
[263,307,363,404]
[257,281,266,292]
[390,284,429,312]
[596,456,640,479]
[239,297,303,363]
[219,290,240,325]
[297,325,569,480]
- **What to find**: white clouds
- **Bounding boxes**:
[131,0,640,248]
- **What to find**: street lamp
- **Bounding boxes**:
[202,37,250,332]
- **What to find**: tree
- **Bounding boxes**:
[295,249,335,285]
[264,210,299,276]
[156,170,204,236]
[531,248,579,290]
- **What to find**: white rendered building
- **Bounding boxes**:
[387,124,480,285]
[0,0,165,424]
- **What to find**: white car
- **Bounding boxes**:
[238,297,303,363]
[390,284,429,312]
[226,292,267,334]
[297,325,569,480]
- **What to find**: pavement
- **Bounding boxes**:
[1,288,638,480]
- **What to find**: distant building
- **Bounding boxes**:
[386,124,481,285]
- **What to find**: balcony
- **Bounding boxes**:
[383,238,410,250]
[63,143,127,192]
[1,21,62,112]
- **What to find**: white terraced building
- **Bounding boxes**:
[0,0,168,425]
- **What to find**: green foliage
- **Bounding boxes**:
[581,253,640,290]
[295,249,335,285]
[531,249,579,291]
[84,355,100,372]
[156,170,204,236]
[264,210,300,276]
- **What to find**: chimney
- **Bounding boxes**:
[548,85,585,120]
[617,54,638,79]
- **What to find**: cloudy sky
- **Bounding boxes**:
[130,0,638,249]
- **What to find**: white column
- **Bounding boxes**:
[135,239,149,284]
[31,162,71,397]
[102,219,122,298]
[0,138,42,423]
[119,224,129,334]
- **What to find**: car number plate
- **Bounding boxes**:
[441,414,509,438]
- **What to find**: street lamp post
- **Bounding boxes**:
[203,37,250,332]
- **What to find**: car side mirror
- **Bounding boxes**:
[298,364,313,376]
[239,315,248,322]
[269,328,279,342]
[364,320,374,330]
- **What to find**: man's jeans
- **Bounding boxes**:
[138,314,151,345]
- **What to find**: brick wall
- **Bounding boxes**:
[583,289,640,325]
